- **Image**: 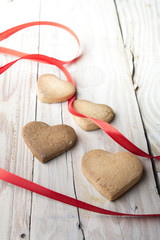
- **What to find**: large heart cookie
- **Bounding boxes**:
[72,100,114,131]
[22,121,77,163]
[82,150,143,201]
[37,74,76,103]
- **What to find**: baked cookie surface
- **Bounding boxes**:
[82,150,143,201]
[37,74,76,103]
[22,121,77,163]
[72,100,114,131]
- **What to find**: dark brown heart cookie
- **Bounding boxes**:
[22,121,77,163]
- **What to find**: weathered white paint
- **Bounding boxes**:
[0,0,160,239]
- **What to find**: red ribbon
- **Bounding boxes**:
[0,21,160,217]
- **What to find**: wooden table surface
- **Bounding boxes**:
[0,0,160,239]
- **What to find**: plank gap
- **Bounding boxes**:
[114,0,160,195]
[135,94,160,195]
[28,157,35,240]
[59,68,85,239]
[29,2,41,239]
[70,151,86,240]
[113,0,124,43]
[130,50,135,84]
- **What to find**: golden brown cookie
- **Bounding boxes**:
[82,150,143,201]
[37,74,76,103]
[22,121,77,163]
[72,100,114,131]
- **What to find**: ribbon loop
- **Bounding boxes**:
[0,21,160,217]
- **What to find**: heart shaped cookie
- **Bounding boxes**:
[72,100,114,131]
[22,121,77,163]
[82,150,143,201]
[37,74,76,103]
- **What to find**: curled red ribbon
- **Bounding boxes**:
[0,21,160,217]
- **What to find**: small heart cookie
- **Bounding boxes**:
[72,100,114,131]
[37,74,76,103]
[22,121,77,163]
[82,150,143,201]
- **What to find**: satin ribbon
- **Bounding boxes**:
[0,21,160,217]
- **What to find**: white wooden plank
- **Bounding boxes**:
[115,0,160,165]
[0,0,160,239]
[65,0,160,238]
[0,0,40,239]
[29,2,83,239]
[29,0,160,239]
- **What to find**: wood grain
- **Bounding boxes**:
[115,0,160,172]
[0,0,160,239]
[0,0,41,239]
[29,11,82,238]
